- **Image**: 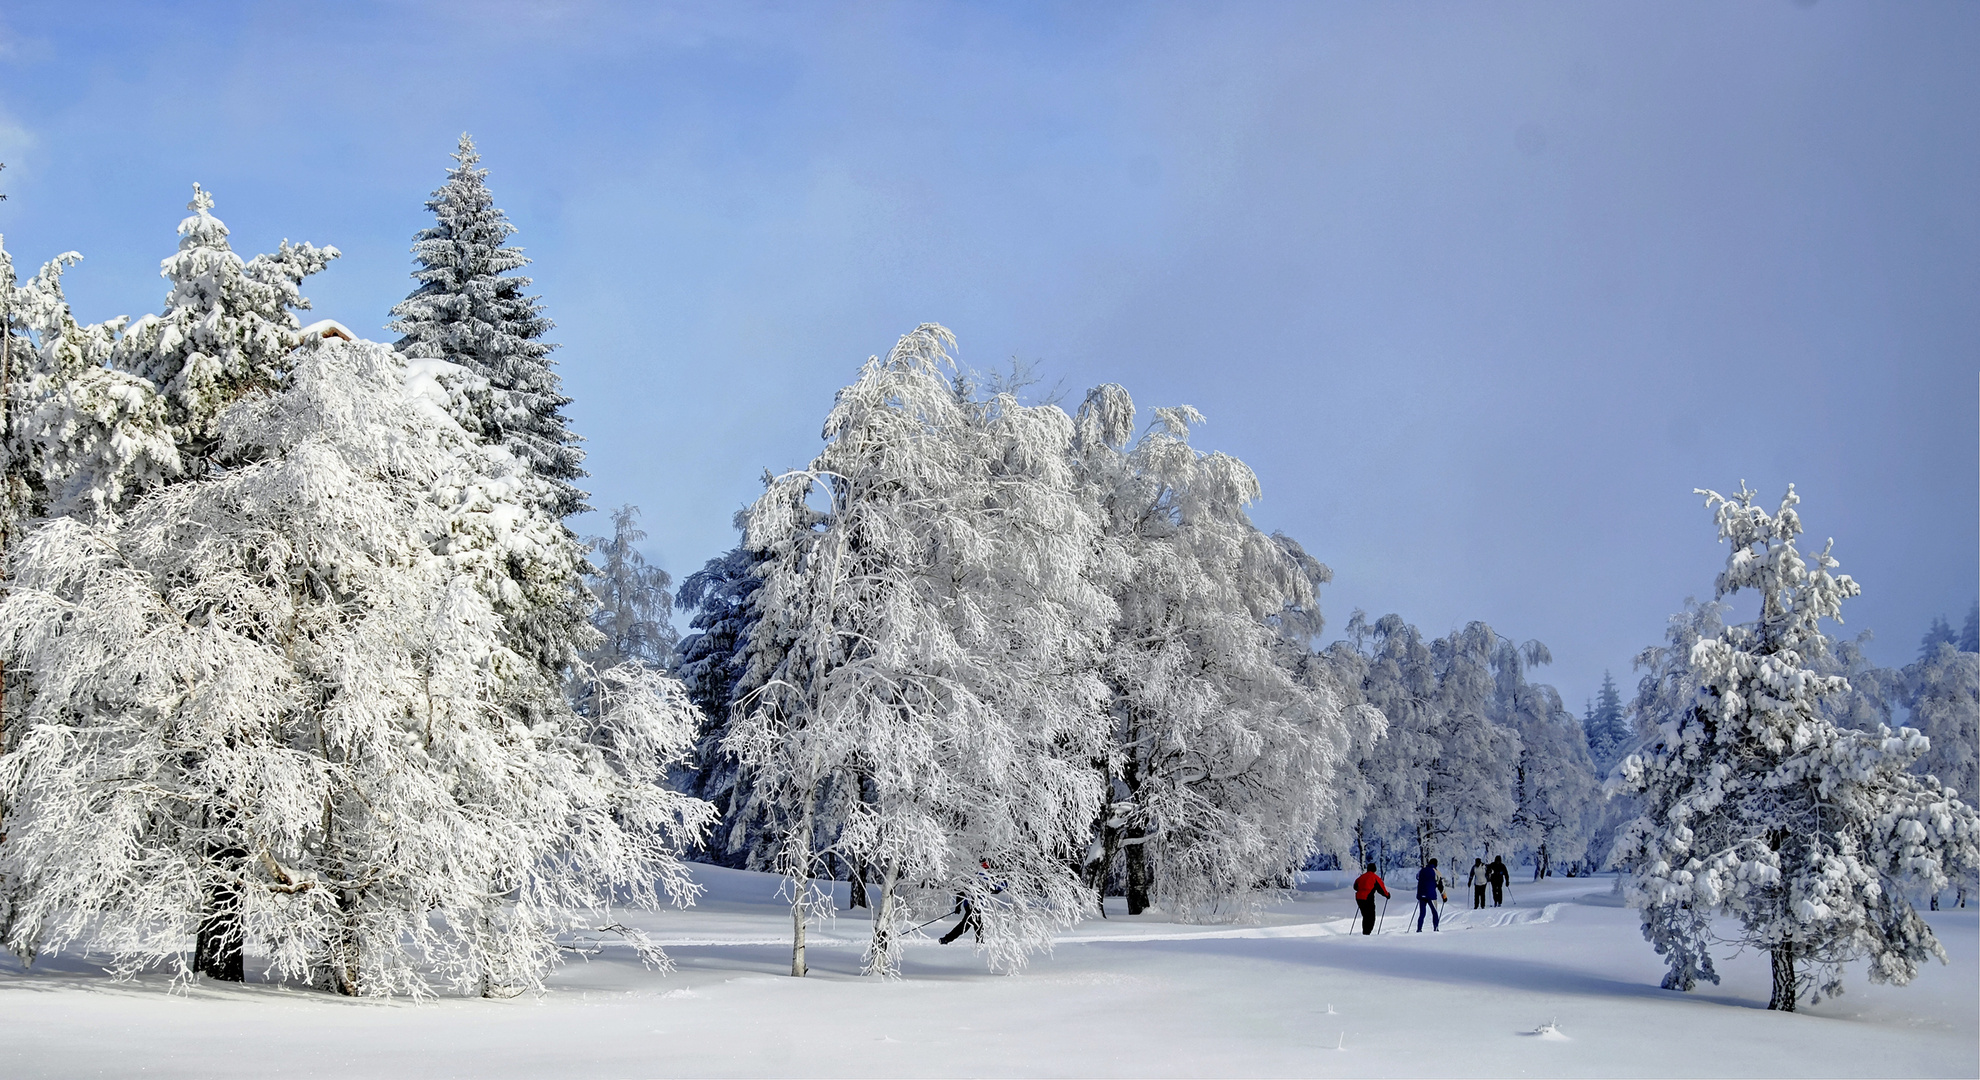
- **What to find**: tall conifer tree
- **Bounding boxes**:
[389,134,587,520]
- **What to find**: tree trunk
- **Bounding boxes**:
[1768,942,1797,1012]
[790,887,808,978]
[848,859,869,910]
[1083,817,1120,919]
[331,892,362,996]
[788,803,814,978]
[195,845,247,983]
[865,862,902,976]
[1125,837,1152,915]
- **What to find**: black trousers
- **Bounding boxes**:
[1473,884,1486,909]
[1491,882,1504,906]
[1356,895,1378,935]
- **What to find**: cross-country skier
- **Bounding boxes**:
[1352,862,1390,935]
[1467,858,1488,909]
[1487,855,1510,907]
[1415,858,1444,932]
[940,860,1004,944]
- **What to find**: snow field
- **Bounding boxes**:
[2,865,1973,1079]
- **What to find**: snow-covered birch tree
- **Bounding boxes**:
[1337,612,1438,871]
[729,325,1114,976]
[1611,484,1980,1011]
[1418,622,1521,866]
[0,335,712,996]
[585,504,677,672]
[1073,385,1367,920]
[1492,638,1599,879]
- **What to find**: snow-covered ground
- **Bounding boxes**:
[2,866,1973,1078]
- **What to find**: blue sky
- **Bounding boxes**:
[2,1,1974,712]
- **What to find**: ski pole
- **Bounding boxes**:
[1379,894,1389,935]
[908,911,955,933]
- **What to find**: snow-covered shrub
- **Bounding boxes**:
[1611,484,1980,1010]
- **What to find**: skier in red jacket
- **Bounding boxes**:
[1352,863,1390,935]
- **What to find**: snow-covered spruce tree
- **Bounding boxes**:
[1073,384,1367,920]
[389,134,586,521]
[1583,672,1631,774]
[674,535,770,867]
[1491,639,1599,879]
[729,325,1114,976]
[1611,484,1980,1011]
[0,335,712,995]
[585,504,677,671]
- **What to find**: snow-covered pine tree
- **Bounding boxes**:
[1073,385,1365,920]
[0,334,712,996]
[1491,639,1599,879]
[1959,601,1979,653]
[730,325,1114,975]
[388,134,586,521]
[585,504,677,672]
[1611,484,1980,1011]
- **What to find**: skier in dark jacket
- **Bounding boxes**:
[940,860,1004,944]
[1487,855,1510,906]
[1467,858,1488,909]
[1414,858,1444,932]
[1352,863,1390,935]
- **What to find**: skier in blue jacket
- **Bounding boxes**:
[1415,858,1445,932]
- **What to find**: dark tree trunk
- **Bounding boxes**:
[1125,838,1152,915]
[1768,943,1797,1012]
[848,859,869,910]
[195,845,246,983]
